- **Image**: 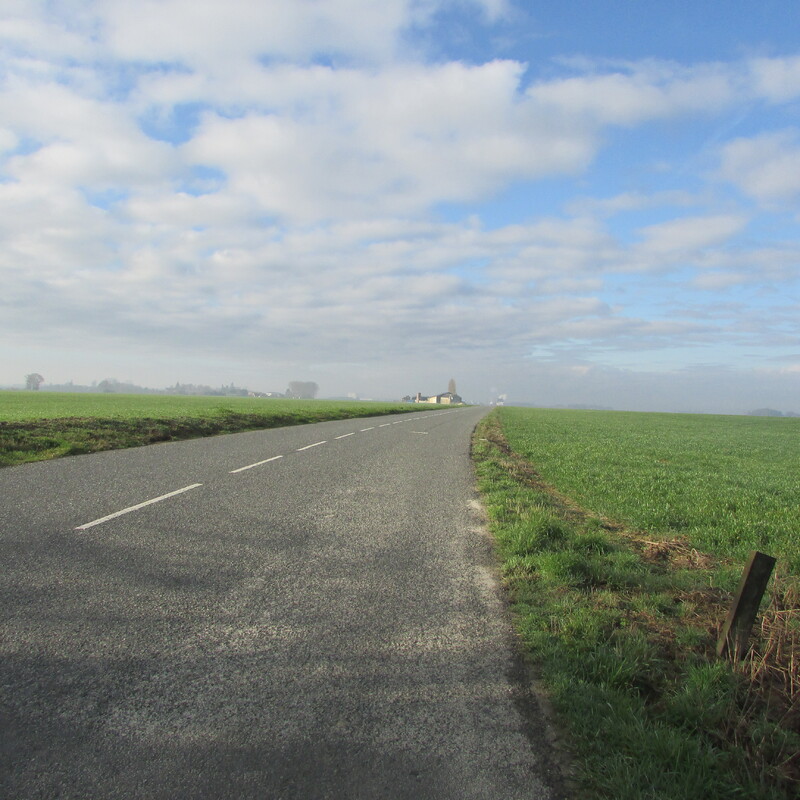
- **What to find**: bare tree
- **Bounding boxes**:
[286,381,319,399]
[25,373,44,391]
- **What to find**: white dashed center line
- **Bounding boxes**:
[73,413,457,532]
[296,440,327,451]
[75,483,203,531]
[229,455,284,473]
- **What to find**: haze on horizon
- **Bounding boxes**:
[1,1,798,415]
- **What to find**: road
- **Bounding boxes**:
[1,406,563,799]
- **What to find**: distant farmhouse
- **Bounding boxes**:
[403,391,463,405]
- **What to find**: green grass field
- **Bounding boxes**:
[0,390,425,422]
[473,407,800,799]
[0,391,429,467]
[498,407,800,573]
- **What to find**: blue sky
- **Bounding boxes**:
[1,0,799,412]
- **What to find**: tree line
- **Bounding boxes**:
[20,375,320,399]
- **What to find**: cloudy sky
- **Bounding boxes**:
[1,1,799,412]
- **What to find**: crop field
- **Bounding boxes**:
[0,391,429,467]
[0,390,425,423]
[473,407,800,799]
[498,406,800,573]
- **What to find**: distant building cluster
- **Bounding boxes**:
[402,391,463,405]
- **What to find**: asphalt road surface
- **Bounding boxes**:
[2,406,563,799]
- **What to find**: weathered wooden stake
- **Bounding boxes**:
[716,550,776,661]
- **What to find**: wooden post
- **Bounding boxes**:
[716,550,776,661]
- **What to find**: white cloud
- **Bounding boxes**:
[0,76,178,192]
[150,54,800,224]
[125,190,259,229]
[0,202,755,362]
[565,190,699,218]
[749,55,800,103]
[698,244,800,284]
[526,62,736,125]
[691,271,749,290]
[472,0,512,21]
[718,129,800,203]
[0,3,799,409]
[0,1,99,62]
[0,128,17,153]
[179,59,598,221]
[635,214,748,256]
[6,8,800,228]
[1,189,796,406]
[99,0,482,66]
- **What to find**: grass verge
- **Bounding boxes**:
[0,394,430,468]
[473,411,799,799]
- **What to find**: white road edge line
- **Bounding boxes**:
[360,427,374,431]
[296,440,327,451]
[229,455,284,473]
[335,432,356,439]
[75,483,203,531]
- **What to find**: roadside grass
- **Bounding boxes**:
[473,409,799,799]
[0,392,431,467]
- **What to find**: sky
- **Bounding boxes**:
[1,0,799,413]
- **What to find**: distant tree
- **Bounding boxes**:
[25,373,44,391]
[286,381,319,399]
[448,377,457,395]
[747,408,784,417]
